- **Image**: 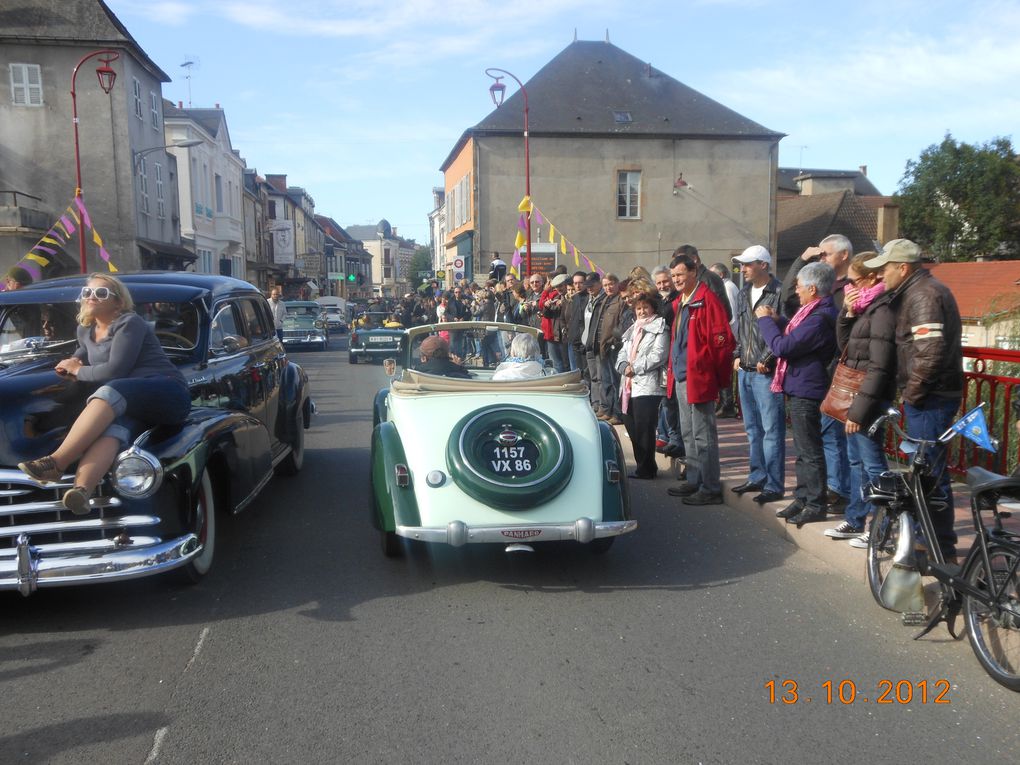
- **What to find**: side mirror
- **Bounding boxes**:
[220,335,242,355]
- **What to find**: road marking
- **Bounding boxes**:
[185,626,210,674]
[144,726,168,764]
[145,626,210,763]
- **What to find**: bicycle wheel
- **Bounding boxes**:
[963,544,1020,692]
[867,505,902,611]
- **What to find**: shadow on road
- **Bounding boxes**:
[0,712,168,763]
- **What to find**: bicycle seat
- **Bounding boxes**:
[966,466,1020,497]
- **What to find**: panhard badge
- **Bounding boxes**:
[497,428,520,446]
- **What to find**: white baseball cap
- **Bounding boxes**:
[732,245,771,267]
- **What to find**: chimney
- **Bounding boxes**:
[266,174,288,193]
[178,101,183,108]
[215,103,220,109]
[876,203,900,245]
[859,165,868,176]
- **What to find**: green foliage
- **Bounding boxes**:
[898,134,1020,261]
[408,247,433,282]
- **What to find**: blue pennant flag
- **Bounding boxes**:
[950,405,997,452]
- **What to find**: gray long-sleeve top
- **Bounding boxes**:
[73,312,185,384]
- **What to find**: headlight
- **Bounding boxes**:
[111,448,164,498]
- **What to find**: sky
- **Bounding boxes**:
[106,0,1020,247]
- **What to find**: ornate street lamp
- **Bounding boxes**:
[70,49,120,273]
[485,68,531,279]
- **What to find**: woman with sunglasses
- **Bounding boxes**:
[18,274,191,514]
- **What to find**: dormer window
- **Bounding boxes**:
[613,111,633,124]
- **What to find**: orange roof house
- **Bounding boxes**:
[926,261,1020,348]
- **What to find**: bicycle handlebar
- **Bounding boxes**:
[866,406,957,448]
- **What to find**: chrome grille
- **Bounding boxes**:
[0,469,156,557]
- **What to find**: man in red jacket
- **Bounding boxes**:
[665,253,736,505]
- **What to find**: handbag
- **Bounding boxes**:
[820,349,867,423]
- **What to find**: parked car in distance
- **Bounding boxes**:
[282,300,329,351]
[0,273,312,596]
[320,306,347,334]
[370,321,636,557]
[349,311,404,364]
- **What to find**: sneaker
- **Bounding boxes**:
[655,439,668,452]
[847,531,870,549]
[824,520,863,539]
[682,489,724,506]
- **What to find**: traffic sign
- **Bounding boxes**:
[454,271,464,281]
[453,258,464,269]
[417,270,435,279]
[436,270,446,279]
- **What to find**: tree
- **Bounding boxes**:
[407,246,433,285]
[898,134,1020,261]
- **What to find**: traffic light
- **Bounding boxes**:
[356,274,365,286]
[347,273,356,282]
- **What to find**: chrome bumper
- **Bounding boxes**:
[282,335,326,345]
[0,532,201,596]
[350,346,399,356]
[396,518,637,546]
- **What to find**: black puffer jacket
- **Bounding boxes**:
[836,289,897,426]
[887,268,963,405]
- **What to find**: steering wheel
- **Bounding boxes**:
[155,329,193,347]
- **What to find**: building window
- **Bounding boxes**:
[384,266,392,279]
[613,111,633,124]
[138,156,150,215]
[268,200,276,219]
[617,170,641,219]
[215,174,223,213]
[384,247,392,265]
[155,162,166,219]
[199,249,213,273]
[9,63,43,106]
[132,78,143,119]
[150,91,159,130]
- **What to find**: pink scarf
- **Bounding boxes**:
[844,281,885,314]
[770,299,823,394]
[621,316,653,414]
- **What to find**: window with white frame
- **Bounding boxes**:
[199,249,213,273]
[617,170,641,219]
[138,156,150,215]
[232,254,243,278]
[155,163,166,219]
[150,92,159,130]
[132,78,143,119]
[9,63,43,106]
[215,174,223,213]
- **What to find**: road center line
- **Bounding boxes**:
[185,626,211,674]
[143,726,168,765]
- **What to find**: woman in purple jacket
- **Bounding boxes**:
[755,261,838,527]
[19,274,191,514]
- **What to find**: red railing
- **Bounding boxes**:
[883,347,1020,477]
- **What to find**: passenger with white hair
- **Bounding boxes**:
[492,333,549,380]
[755,261,839,529]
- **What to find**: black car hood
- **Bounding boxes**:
[0,359,95,466]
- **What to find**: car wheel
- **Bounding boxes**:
[276,404,305,476]
[177,469,216,583]
[381,529,402,557]
[588,537,614,554]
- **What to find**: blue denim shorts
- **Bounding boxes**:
[89,376,191,446]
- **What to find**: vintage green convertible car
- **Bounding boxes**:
[370,322,636,556]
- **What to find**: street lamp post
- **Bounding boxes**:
[485,68,531,279]
[132,139,203,171]
[71,49,120,274]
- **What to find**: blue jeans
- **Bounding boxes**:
[788,396,826,512]
[568,343,581,372]
[821,414,850,497]
[904,396,961,555]
[599,354,620,417]
[546,340,566,373]
[738,369,786,494]
[90,376,191,446]
[846,423,889,530]
[675,381,720,493]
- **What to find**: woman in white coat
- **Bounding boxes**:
[615,291,669,479]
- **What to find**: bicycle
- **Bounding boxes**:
[864,406,1020,692]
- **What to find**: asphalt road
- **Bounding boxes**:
[3,340,1018,764]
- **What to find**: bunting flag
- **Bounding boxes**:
[950,404,997,452]
[16,193,119,280]
[504,197,608,278]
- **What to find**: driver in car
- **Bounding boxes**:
[417,335,470,378]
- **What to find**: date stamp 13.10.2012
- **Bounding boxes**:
[765,678,951,705]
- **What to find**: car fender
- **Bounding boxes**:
[370,421,421,532]
[135,407,273,514]
[597,420,631,522]
[279,359,311,438]
[373,387,389,429]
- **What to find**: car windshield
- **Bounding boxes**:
[354,312,392,329]
[408,326,552,378]
[286,304,320,317]
[0,300,200,357]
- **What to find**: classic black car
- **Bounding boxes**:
[0,273,311,595]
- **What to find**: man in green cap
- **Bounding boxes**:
[864,238,963,560]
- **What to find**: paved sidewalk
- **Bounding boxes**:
[627,414,1018,584]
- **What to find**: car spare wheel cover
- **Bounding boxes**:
[446,405,573,509]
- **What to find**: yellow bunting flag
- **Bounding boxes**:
[514,229,526,249]
[25,253,49,267]
[517,195,532,213]
[548,224,555,244]
[560,235,567,254]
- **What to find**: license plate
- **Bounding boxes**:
[368,336,392,344]
[481,440,539,477]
